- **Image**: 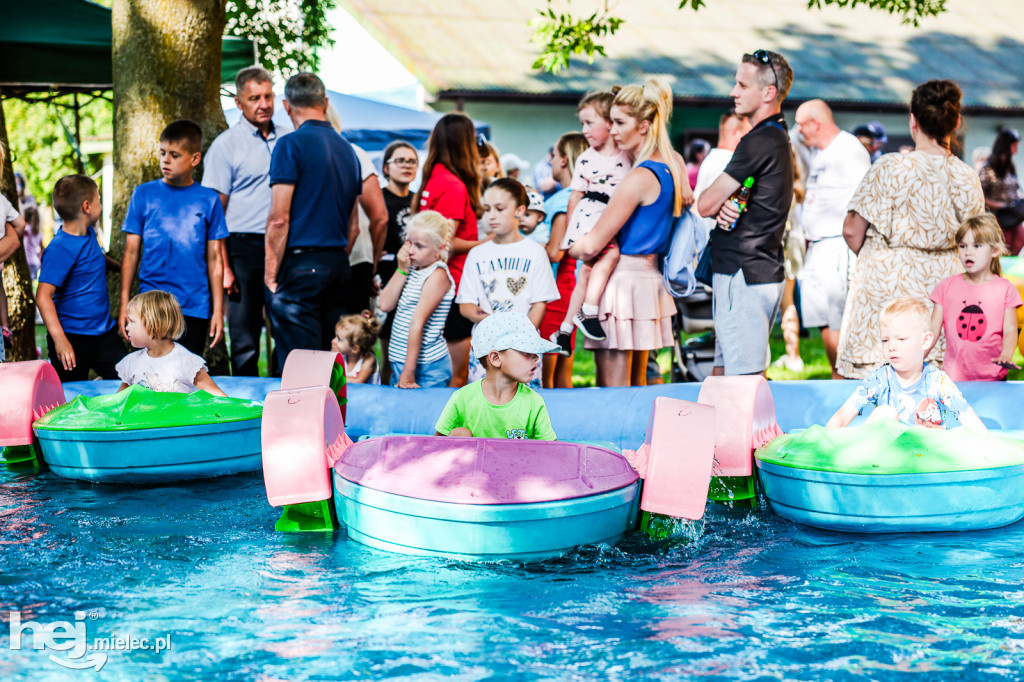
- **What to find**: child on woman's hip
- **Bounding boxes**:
[553,89,631,348]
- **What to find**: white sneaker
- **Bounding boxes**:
[772,354,804,372]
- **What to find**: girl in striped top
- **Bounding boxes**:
[378,211,456,388]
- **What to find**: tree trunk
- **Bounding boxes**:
[112,0,230,372]
[0,101,36,361]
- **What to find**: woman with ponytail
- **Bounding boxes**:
[838,79,985,378]
[567,78,692,386]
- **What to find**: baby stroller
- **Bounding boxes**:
[662,208,715,383]
[669,285,715,382]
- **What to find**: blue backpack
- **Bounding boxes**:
[662,207,709,298]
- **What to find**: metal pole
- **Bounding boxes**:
[73,93,84,174]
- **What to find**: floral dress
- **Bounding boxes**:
[836,152,984,379]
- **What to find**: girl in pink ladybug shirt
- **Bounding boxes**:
[928,214,1023,381]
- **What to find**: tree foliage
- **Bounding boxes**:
[530,2,623,74]
[5,1,336,211]
[531,0,948,73]
[227,0,337,75]
[91,0,336,75]
[5,96,112,203]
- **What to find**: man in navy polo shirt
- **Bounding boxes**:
[698,49,794,377]
[264,72,361,372]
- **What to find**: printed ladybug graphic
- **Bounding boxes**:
[957,301,986,342]
[915,398,943,429]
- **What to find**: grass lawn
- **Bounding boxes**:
[33,323,1024,384]
[765,326,1024,381]
[766,328,834,380]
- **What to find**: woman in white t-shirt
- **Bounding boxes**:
[117,290,226,395]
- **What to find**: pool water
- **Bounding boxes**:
[2,465,1024,680]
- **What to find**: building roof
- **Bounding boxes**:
[336,0,1024,112]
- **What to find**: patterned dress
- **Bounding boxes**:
[836,152,984,379]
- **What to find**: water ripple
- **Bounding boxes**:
[2,468,1024,679]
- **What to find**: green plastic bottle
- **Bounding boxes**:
[725,176,755,231]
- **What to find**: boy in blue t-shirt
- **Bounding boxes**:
[119,119,229,360]
[37,175,127,381]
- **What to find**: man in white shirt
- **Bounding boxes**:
[792,99,871,377]
[691,110,752,237]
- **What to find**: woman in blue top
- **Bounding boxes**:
[568,78,692,386]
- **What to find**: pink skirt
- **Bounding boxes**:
[585,254,675,351]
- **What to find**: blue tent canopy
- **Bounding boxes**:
[225,90,489,154]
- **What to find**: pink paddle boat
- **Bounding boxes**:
[260,368,781,561]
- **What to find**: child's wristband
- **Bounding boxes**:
[397,268,409,277]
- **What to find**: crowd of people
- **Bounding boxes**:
[1,52,1021,437]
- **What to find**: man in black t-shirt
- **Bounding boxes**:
[697,50,794,376]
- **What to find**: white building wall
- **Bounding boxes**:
[789,109,1024,168]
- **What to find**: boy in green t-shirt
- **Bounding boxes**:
[435,312,559,440]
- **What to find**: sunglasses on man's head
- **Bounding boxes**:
[752,49,778,89]
[477,133,489,150]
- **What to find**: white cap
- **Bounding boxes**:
[471,312,560,358]
[500,153,530,175]
[525,187,546,215]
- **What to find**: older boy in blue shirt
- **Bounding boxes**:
[119,119,229,360]
[37,175,127,381]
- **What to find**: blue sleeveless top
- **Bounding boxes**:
[617,160,675,256]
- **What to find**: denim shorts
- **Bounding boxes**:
[390,354,452,388]
[713,269,784,375]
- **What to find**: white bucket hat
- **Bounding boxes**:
[471,312,560,358]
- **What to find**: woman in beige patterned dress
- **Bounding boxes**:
[837,80,985,379]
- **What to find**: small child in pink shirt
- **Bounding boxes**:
[928,214,1023,381]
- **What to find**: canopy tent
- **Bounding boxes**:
[0,0,255,95]
[226,90,490,155]
[225,91,490,177]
